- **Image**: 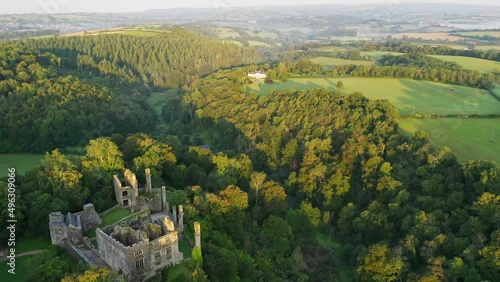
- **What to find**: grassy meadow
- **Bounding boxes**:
[225,40,243,46]
[15,237,52,253]
[0,154,43,175]
[475,45,500,51]
[146,90,180,116]
[63,28,166,37]
[399,118,500,164]
[247,78,500,115]
[245,30,277,39]
[0,255,32,282]
[248,40,272,47]
[392,32,464,41]
[456,31,500,38]
[310,57,374,69]
[214,27,241,39]
[360,51,404,61]
[429,55,500,73]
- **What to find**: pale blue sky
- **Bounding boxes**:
[1,0,499,14]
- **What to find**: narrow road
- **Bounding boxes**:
[0,250,43,262]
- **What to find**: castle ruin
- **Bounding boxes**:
[49,168,202,282]
[49,203,102,246]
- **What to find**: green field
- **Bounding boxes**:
[0,255,32,282]
[162,262,192,282]
[16,237,51,253]
[84,208,131,238]
[312,46,348,52]
[224,40,243,46]
[146,90,179,116]
[310,56,374,69]
[0,154,43,175]
[214,27,240,39]
[247,78,500,116]
[475,45,500,51]
[399,118,500,164]
[413,43,468,50]
[430,55,500,73]
[97,29,165,37]
[360,51,404,61]
[248,40,272,47]
[245,30,277,39]
[456,31,500,38]
[63,28,167,37]
[178,238,192,259]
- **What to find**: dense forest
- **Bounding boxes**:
[21,29,262,88]
[0,29,499,281]
[0,44,154,152]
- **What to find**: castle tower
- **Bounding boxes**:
[194,222,201,250]
[81,203,102,232]
[172,206,177,227]
[162,186,167,211]
[124,169,138,190]
[49,212,67,245]
[114,169,139,208]
[178,205,184,232]
[145,168,152,193]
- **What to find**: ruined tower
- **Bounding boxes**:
[194,222,201,250]
[178,205,184,232]
[113,169,139,208]
[145,168,152,193]
[172,206,177,227]
[162,186,167,211]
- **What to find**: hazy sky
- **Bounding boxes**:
[1,0,499,14]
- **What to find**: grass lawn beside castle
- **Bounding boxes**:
[0,255,31,282]
[162,262,192,282]
[15,237,51,253]
[84,208,131,238]
[178,238,192,259]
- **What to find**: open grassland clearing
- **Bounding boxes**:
[392,32,464,41]
[146,89,180,116]
[0,154,43,175]
[247,78,500,116]
[475,45,500,51]
[360,51,404,61]
[214,27,241,39]
[0,255,31,282]
[412,43,469,50]
[456,31,500,38]
[248,40,272,47]
[310,56,374,68]
[330,36,372,41]
[15,238,51,253]
[399,118,500,164]
[245,30,277,39]
[429,55,500,73]
[62,28,166,37]
[224,40,243,46]
[312,46,348,52]
[162,262,192,282]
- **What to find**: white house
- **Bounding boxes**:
[248,70,267,80]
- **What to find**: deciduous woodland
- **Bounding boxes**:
[0,28,499,282]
